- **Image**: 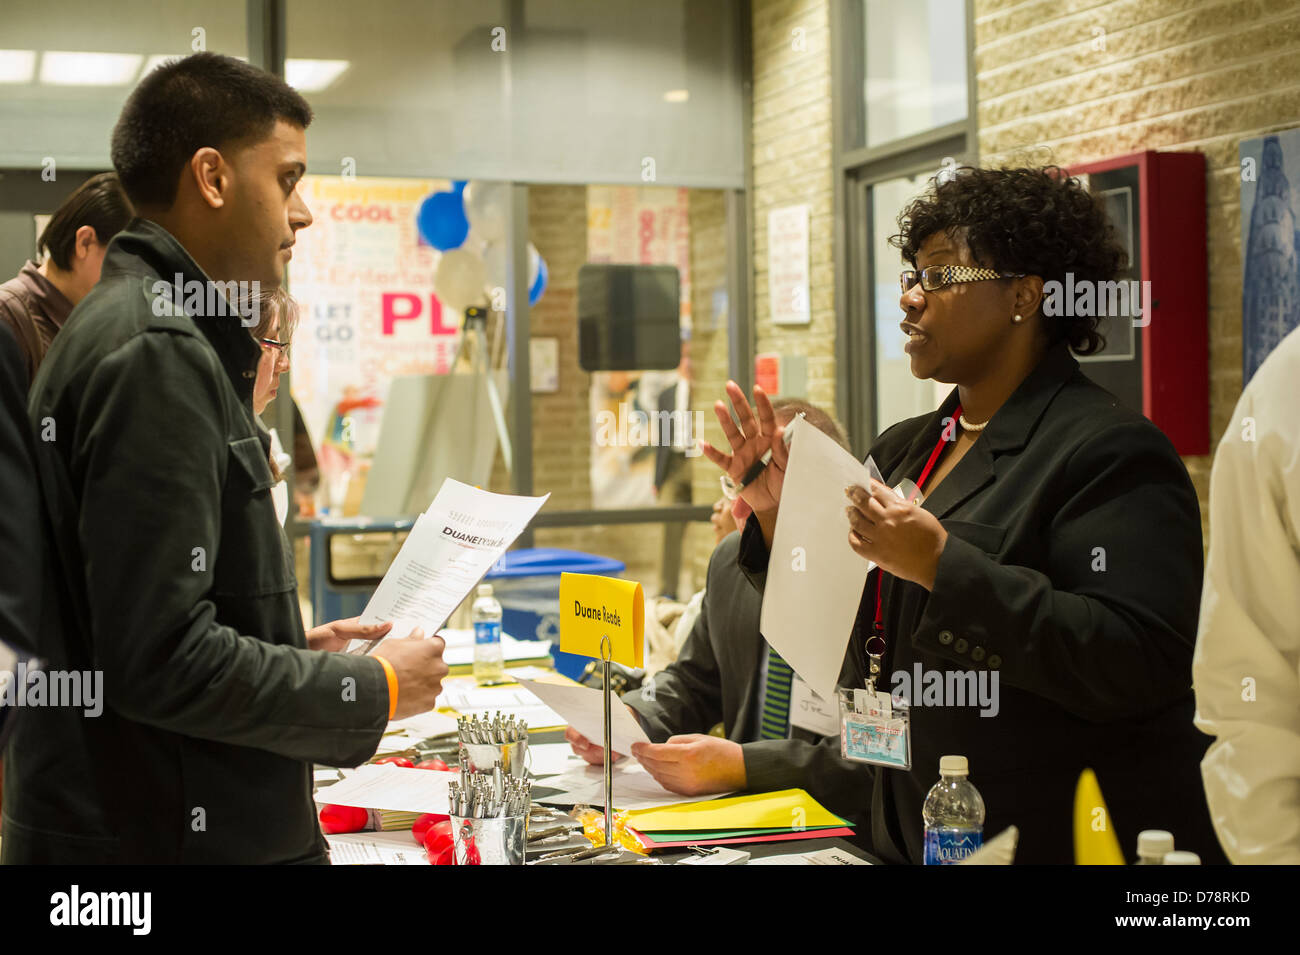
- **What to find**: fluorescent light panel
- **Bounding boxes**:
[41,51,142,85]
[286,58,349,92]
[0,50,37,83]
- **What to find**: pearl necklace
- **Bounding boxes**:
[958,414,988,432]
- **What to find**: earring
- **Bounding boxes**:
[1012,313,1023,323]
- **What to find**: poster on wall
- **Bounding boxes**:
[289,175,461,494]
[768,204,811,325]
[1240,129,1300,384]
[585,186,692,509]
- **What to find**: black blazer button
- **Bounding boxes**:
[971,646,986,662]
[938,629,954,645]
[987,654,1002,669]
[954,638,968,654]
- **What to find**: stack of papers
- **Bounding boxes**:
[435,628,554,671]
[620,789,854,849]
[347,479,550,654]
[311,762,456,814]
[533,759,711,811]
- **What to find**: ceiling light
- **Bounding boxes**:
[286,58,349,92]
[0,50,37,84]
[41,51,142,86]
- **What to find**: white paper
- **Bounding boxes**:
[387,709,460,739]
[311,762,456,814]
[517,679,651,755]
[350,479,549,651]
[748,847,871,866]
[761,417,876,701]
[527,742,589,777]
[327,831,430,865]
[436,683,566,728]
[533,759,710,810]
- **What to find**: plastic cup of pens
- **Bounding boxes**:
[457,714,529,780]
[448,773,531,866]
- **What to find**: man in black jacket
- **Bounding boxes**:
[1,53,447,864]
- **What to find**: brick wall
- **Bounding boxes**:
[751,0,839,414]
[975,0,1300,533]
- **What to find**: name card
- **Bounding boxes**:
[559,572,644,668]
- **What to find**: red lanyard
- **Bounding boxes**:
[868,405,962,667]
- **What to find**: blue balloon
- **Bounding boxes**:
[528,255,548,306]
[417,184,469,251]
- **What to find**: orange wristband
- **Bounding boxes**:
[373,655,398,720]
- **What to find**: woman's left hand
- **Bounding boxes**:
[306,617,392,652]
[845,480,949,590]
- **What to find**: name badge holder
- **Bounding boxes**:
[838,686,911,771]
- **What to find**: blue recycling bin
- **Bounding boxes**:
[485,548,627,680]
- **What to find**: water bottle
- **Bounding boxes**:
[922,755,985,864]
[1135,830,1174,865]
[472,583,505,686]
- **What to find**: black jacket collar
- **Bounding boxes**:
[103,217,261,401]
[893,341,1080,519]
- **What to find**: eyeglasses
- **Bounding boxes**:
[900,265,1026,294]
[260,338,291,360]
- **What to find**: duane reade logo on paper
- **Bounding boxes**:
[49,886,151,935]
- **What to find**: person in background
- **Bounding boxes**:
[0,323,44,817]
[0,172,132,386]
[1194,323,1300,864]
[3,52,447,864]
[702,166,1225,864]
[567,401,877,829]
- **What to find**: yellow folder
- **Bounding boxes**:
[622,789,846,833]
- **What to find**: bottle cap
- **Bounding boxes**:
[477,583,493,597]
[1137,830,1174,858]
[1162,851,1200,865]
[939,755,968,776]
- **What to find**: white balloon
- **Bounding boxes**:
[464,181,509,243]
[482,241,507,293]
[434,247,488,314]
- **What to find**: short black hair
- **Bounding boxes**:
[110,52,312,210]
[38,172,133,270]
[891,166,1128,356]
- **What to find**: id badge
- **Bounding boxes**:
[838,687,911,770]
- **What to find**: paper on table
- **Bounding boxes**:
[327,831,430,865]
[747,846,872,865]
[533,759,708,810]
[387,709,460,739]
[517,678,651,754]
[311,763,455,814]
[349,479,549,653]
[761,417,879,701]
[527,742,589,777]
[436,681,565,728]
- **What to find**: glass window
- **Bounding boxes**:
[862,0,967,149]
[871,174,949,433]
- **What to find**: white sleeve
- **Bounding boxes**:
[1194,382,1300,864]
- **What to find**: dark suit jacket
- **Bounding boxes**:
[738,342,1225,864]
[2,219,388,864]
[624,532,874,826]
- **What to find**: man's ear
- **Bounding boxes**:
[189,147,227,210]
[73,225,98,261]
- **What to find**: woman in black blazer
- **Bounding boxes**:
[702,166,1225,865]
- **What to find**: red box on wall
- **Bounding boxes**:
[1067,151,1209,456]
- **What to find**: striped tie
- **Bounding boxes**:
[760,645,794,739]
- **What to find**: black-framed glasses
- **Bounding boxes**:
[260,338,291,360]
[900,265,1026,294]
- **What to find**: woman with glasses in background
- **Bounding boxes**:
[702,166,1225,864]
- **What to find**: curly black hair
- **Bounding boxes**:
[891,166,1128,356]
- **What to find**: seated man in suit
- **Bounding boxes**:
[566,400,875,827]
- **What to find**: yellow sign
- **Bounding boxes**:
[1073,768,1125,865]
[559,572,644,668]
